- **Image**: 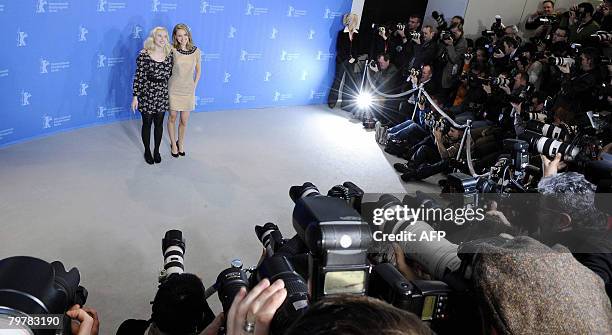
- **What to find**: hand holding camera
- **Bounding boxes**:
[226,279,287,335]
[369,60,379,72]
[493,48,505,59]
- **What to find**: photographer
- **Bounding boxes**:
[568,2,600,45]
[557,47,602,124]
[515,43,544,91]
[481,71,529,126]
[117,273,216,335]
[387,92,439,149]
[390,15,422,75]
[285,295,430,335]
[492,36,520,75]
[368,53,401,124]
[594,0,612,32]
[437,23,468,104]
[525,0,560,39]
[410,25,439,71]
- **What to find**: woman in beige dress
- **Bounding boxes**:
[168,23,201,157]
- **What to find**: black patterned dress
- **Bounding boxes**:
[132,51,174,114]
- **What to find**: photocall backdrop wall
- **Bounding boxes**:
[0,0,352,147]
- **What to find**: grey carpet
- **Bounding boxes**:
[0,105,440,334]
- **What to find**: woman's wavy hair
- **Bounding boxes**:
[143,26,172,57]
[172,23,195,51]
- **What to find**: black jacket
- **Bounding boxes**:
[336,29,359,64]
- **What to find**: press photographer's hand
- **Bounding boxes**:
[67,305,98,335]
[227,279,287,335]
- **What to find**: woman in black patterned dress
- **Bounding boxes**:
[131,26,173,164]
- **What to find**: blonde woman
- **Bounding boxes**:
[328,13,360,109]
[168,23,201,157]
[131,26,173,164]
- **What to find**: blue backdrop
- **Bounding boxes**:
[0,0,351,147]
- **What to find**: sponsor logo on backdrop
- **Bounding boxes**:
[195,96,215,106]
[324,7,343,19]
[79,82,89,96]
[151,0,177,12]
[264,71,272,82]
[97,54,124,68]
[234,93,255,104]
[308,29,315,40]
[245,1,268,16]
[43,114,71,128]
[21,90,32,106]
[40,58,49,74]
[273,91,293,102]
[223,72,231,83]
[287,5,306,17]
[0,69,8,78]
[39,58,71,74]
[36,0,69,13]
[310,89,326,100]
[202,53,220,62]
[97,0,126,12]
[79,26,88,42]
[97,106,124,118]
[280,50,299,61]
[132,25,143,39]
[316,50,334,61]
[270,27,278,39]
[228,26,237,38]
[200,1,224,14]
[240,50,262,61]
[0,128,14,140]
[17,30,28,47]
[300,70,309,81]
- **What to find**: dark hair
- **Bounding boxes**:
[152,273,212,335]
[578,2,595,15]
[581,46,600,65]
[516,70,529,83]
[409,14,422,23]
[452,15,465,25]
[450,22,464,32]
[377,53,390,61]
[542,0,555,7]
[501,36,518,49]
[285,295,431,335]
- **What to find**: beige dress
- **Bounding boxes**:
[168,47,201,111]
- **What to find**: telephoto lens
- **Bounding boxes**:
[490,77,511,87]
[253,256,309,334]
[289,182,321,203]
[548,56,575,67]
[525,133,581,161]
[159,230,186,282]
[526,120,571,141]
[255,222,285,257]
[590,31,612,42]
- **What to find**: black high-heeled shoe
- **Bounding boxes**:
[154,152,162,164]
[171,143,179,158]
[144,151,154,165]
[177,141,185,156]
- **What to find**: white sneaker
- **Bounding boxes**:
[374,121,382,143]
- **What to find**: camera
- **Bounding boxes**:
[590,31,612,42]
[523,132,581,161]
[503,139,530,172]
[490,77,512,87]
[432,11,447,30]
[481,30,496,38]
[410,68,421,78]
[535,15,559,26]
[159,229,186,282]
[464,53,473,60]
[290,182,372,300]
[440,30,453,41]
[397,23,406,31]
[409,31,421,41]
[491,15,505,37]
[0,256,88,335]
[548,56,575,67]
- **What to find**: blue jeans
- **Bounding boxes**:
[388,120,428,144]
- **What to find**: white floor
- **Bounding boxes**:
[0,105,441,333]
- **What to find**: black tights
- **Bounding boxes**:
[141,112,165,154]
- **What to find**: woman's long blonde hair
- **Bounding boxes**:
[172,23,195,50]
[343,13,359,31]
[143,26,172,57]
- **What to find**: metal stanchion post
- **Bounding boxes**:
[411,86,423,122]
